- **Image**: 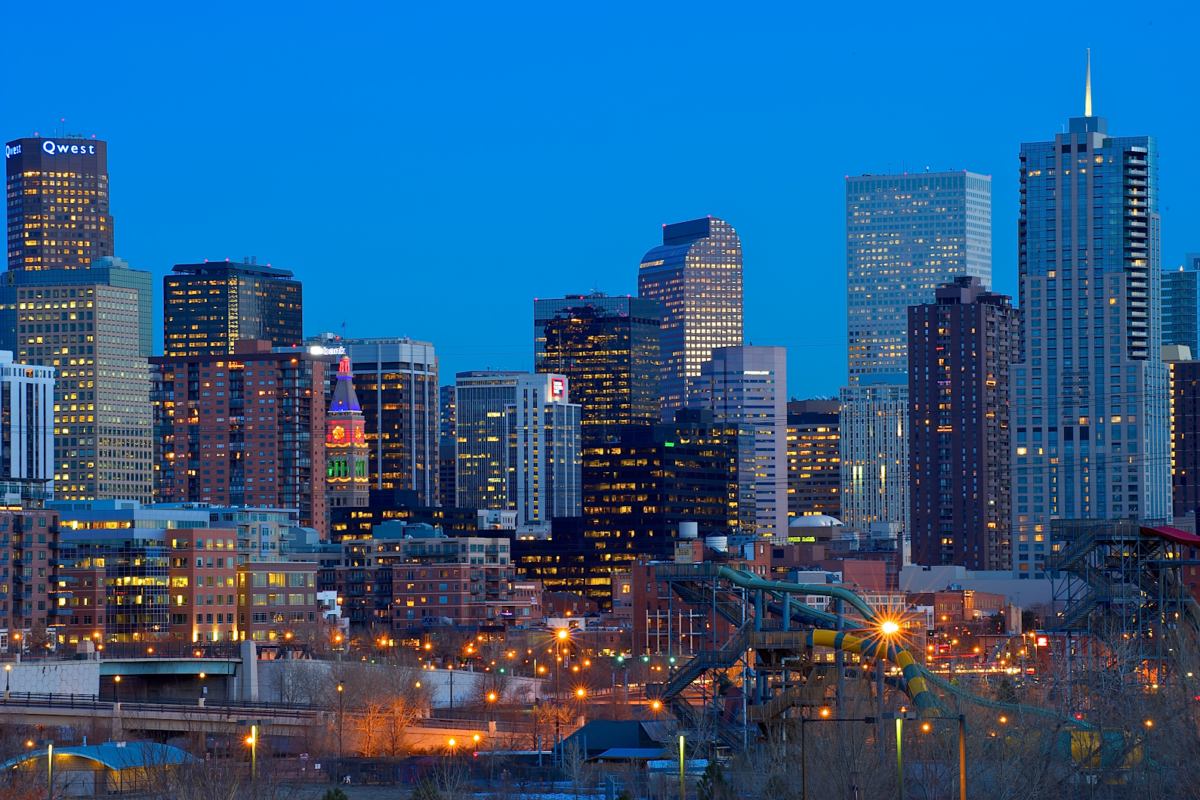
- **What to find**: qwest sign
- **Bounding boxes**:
[4,144,20,159]
[40,140,97,156]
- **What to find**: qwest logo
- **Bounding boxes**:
[40,140,96,156]
[4,144,20,159]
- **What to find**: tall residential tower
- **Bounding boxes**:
[638,217,742,420]
[1013,60,1170,561]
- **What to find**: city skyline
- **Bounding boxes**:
[5,6,1198,400]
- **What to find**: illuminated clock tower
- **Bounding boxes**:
[326,355,369,507]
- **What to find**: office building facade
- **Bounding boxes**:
[786,400,841,520]
[1013,91,1170,544]
[846,171,992,384]
[690,345,788,539]
[0,351,54,487]
[506,373,581,525]
[839,384,908,538]
[1162,253,1200,355]
[164,260,302,357]
[149,340,331,533]
[638,217,743,420]
[516,409,755,606]
[306,335,439,506]
[534,291,661,441]
[4,136,113,271]
[908,277,1018,571]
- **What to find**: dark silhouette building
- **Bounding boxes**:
[786,400,842,520]
[164,260,302,357]
[514,409,755,607]
[909,276,1019,571]
[534,291,660,443]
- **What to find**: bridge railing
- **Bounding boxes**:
[0,691,324,719]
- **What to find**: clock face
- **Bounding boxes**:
[331,425,346,442]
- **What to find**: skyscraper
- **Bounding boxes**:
[326,355,370,509]
[690,345,788,539]
[1013,58,1170,544]
[638,217,743,420]
[0,350,54,486]
[454,370,579,524]
[305,335,439,506]
[150,340,330,532]
[164,259,302,357]
[506,373,581,525]
[839,384,908,537]
[1162,253,1200,355]
[534,291,661,442]
[4,133,153,505]
[846,171,992,384]
[908,277,1019,571]
[4,136,113,270]
[439,384,456,508]
[786,400,841,520]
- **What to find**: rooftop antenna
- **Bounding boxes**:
[1085,48,1092,117]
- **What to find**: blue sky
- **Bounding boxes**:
[4,1,1197,398]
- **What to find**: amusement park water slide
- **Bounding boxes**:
[705,565,1095,723]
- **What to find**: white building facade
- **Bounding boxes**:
[839,383,908,540]
[690,346,788,539]
[0,352,54,489]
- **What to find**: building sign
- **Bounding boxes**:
[4,144,20,159]
[309,345,346,356]
[37,140,97,156]
[551,378,565,398]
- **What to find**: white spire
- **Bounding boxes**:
[1085,48,1092,117]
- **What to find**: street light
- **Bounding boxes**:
[336,681,344,784]
[113,674,121,704]
[36,738,52,800]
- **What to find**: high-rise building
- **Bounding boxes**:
[439,384,456,507]
[149,340,331,533]
[515,408,756,607]
[506,373,581,525]
[4,131,153,506]
[786,400,841,520]
[4,136,113,270]
[534,291,661,442]
[164,259,302,357]
[0,351,54,486]
[846,171,992,384]
[690,346,787,539]
[1162,253,1200,355]
[326,355,369,509]
[839,384,908,538]
[454,371,580,524]
[908,277,1019,571]
[1014,61,1170,541]
[638,217,743,420]
[305,335,439,506]
[1166,347,1199,522]
[1,276,152,503]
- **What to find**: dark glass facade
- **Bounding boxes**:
[638,218,743,420]
[5,137,112,270]
[163,261,302,357]
[534,291,660,444]
[786,400,842,520]
[1163,255,1200,355]
[1169,359,1200,521]
[329,488,481,542]
[909,277,1018,571]
[514,408,754,607]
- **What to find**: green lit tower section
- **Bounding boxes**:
[326,355,369,509]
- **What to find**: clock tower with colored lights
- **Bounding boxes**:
[326,355,369,507]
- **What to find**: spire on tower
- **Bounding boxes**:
[1085,48,1092,117]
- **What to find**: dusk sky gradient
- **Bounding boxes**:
[4,1,1198,399]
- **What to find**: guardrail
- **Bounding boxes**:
[0,691,323,720]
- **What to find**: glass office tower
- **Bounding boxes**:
[846,171,992,385]
[638,217,742,420]
[1013,98,1169,559]
[1162,253,1200,355]
[534,291,660,443]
